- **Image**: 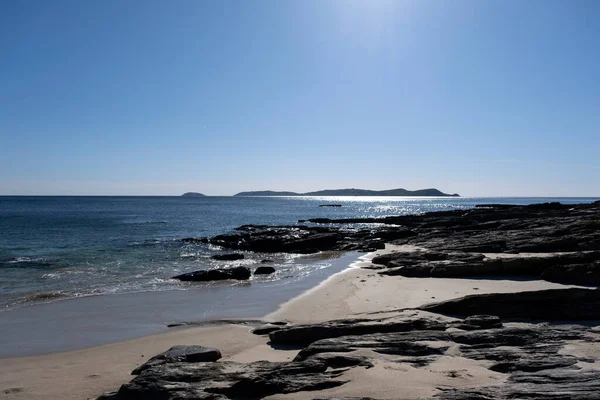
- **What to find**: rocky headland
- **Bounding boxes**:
[99,200,600,400]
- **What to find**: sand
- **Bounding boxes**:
[0,245,586,400]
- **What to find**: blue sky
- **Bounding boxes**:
[1,0,598,196]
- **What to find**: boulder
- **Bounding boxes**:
[254,266,276,275]
[173,266,251,282]
[211,253,244,261]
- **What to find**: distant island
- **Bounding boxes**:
[181,192,206,197]
[234,188,459,197]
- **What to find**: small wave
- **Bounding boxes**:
[0,256,57,268]
[27,291,67,301]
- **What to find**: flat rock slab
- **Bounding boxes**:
[100,316,600,400]
[420,288,600,320]
[132,345,222,375]
[269,317,446,346]
[103,359,347,400]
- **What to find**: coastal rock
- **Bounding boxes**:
[254,266,276,275]
[131,345,221,375]
[448,315,503,330]
[376,250,600,285]
[101,315,600,400]
[541,261,600,285]
[106,359,347,400]
[172,266,251,282]
[437,369,600,399]
[282,233,341,253]
[269,316,446,346]
[252,324,285,335]
[420,288,600,320]
[211,253,244,261]
[295,330,450,362]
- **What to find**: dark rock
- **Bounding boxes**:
[108,359,347,400]
[437,369,600,399]
[282,233,341,253]
[319,204,342,207]
[269,317,446,346]
[307,354,374,369]
[542,261,600,285]
[366,241,385,250]
[449,315,503,330]
[261,259,274,263]
[420,288,600,320]
[254,266,276,275]
[294,330,451,362]
[131,345,221,375]
[173,266,251,282]
[313,398,379,400]
[211,253,244,261]
[101,315,600,400]
[252,324,284,335]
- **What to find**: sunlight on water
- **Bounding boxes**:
[0,195,597,309]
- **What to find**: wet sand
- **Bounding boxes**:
[0,245,585,400]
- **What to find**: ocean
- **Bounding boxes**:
[0,195,598,356]
[1,195,598,309]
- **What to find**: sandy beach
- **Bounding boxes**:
[0,245,585,400]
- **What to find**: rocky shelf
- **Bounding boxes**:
[99,200,600,399]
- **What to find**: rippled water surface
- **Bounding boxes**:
[1,195,597,308]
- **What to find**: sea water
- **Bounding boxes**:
[0,195,598,356]
[1,195,597,309]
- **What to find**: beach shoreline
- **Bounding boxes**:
[0,244,586,400]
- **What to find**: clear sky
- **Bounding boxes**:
[1,0,598,196]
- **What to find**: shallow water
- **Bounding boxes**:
[0,195,597,309]
[0,251,359,357]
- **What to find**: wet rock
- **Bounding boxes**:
[211,253,244,261]
[173,266,251,282]
[281,233,341,253]
[254,266,276,275]
[131,345,221,375]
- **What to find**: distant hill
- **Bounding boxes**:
[234,190,301,197]
[234,188,459,197]
[181,192,206,197]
